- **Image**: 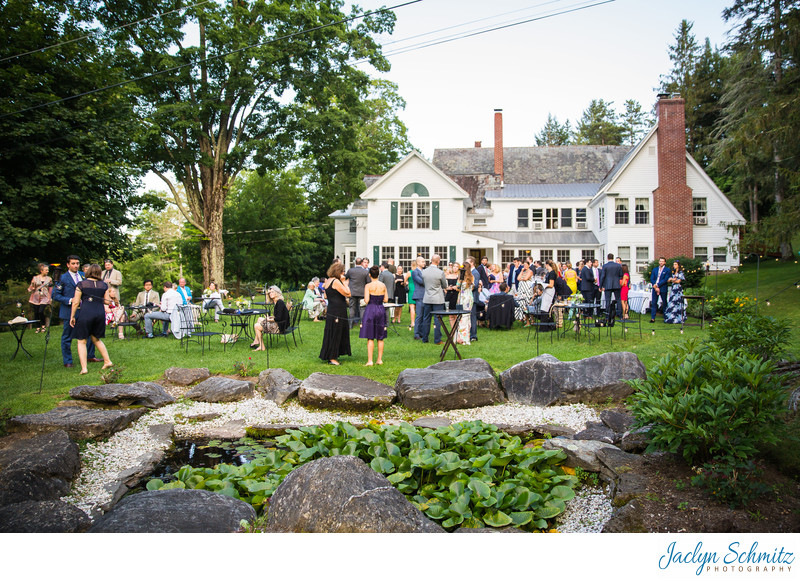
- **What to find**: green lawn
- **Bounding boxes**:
[1,261,798,418]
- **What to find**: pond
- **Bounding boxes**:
[146,436,282,483]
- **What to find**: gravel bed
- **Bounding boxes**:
[63,394,611,531]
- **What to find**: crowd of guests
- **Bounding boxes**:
[25,250,688,374]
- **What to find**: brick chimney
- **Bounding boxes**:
[494,109,503,183]
[653,94,693,259]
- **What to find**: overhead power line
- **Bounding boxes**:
[379,0,616,58]
[0,0,215,63]
[0,0,423,121]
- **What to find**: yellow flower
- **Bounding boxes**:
[561,466,576,475]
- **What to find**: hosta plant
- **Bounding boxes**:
[146,420,578,531]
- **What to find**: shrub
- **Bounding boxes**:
[628,340,787,464]
[708,312,792,360]
[146,420,578,531]
[642,256,704,289]
[691,456,771,508]
[706,289,754,318]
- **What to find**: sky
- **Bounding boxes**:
[143,0,733,191]
[354,0,732,157]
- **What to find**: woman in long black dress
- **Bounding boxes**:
[69,264,113,375]
[392,266,407,323]
[319,262,351,366]
[360,265,388,366]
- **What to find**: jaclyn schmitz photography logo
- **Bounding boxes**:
[658,540,794,576]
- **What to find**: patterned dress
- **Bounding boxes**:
[664,271,685,324]
[514,279,534,321]
[456,281,473,345]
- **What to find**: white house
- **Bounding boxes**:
[331,96,745,280]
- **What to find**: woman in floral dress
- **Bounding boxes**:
[456,269,474,345]
[664,261,685,324]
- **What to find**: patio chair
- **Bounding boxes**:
[485,294,515,329]
[621,295,645,339]
[526,303,557,355]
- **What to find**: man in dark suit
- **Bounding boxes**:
[579,259,596,301]
[52,254,96,367]
[650,256,671,323]
[467,256,482,342]
[478,257,491,290]
[345,257,369,328]
[507,257,522,290]
[599,253,623,322]
[411,256,426,339]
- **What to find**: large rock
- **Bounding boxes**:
[500,352,646,406]
[69,382,175,409]
[257,368,301,405]
[572,422,616,444]
[0,430,81,506]
[427,358,496,376]
[185,377,254,403]
[542,438,620,472]
[164,367,210,386]
[266,456,444,533]
[395,361,504,412]
[7,407,146,441]
[602,498,648,533]
[599,409,636,434]
[299,373,396,412]
[88,489,256,533]
[0,500,91,533]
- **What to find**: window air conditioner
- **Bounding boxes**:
[576,222,587,229]
[637,264,647,273]
[533,222,543,230]
[694,216,708,225]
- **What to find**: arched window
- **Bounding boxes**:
[401,182,429,197]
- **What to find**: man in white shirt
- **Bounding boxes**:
[144,282,181,337]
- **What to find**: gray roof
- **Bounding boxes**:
[479,231,600,246]
[433,146,630,184]
[328,199,368,218]
[485,183,600,199]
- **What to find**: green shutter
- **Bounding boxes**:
[449,246,456,264]
[432,201,439,230]
[373,246,380,266]
[390,201,398,230]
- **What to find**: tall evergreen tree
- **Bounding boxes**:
[619,100,651,146]
[534,113,572,146]
[575,99,624,145]
[714,0,800,259]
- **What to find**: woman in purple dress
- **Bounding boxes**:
[359,265,388,366]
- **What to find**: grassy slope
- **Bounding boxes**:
[1,261,797,417]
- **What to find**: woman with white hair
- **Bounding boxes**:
[302,279,325,321]
[251,285,290,350]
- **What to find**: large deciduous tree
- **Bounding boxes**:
[101,0,396,286]
[0,0,146,281]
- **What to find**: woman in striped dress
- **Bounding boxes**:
[514,262,534,321]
